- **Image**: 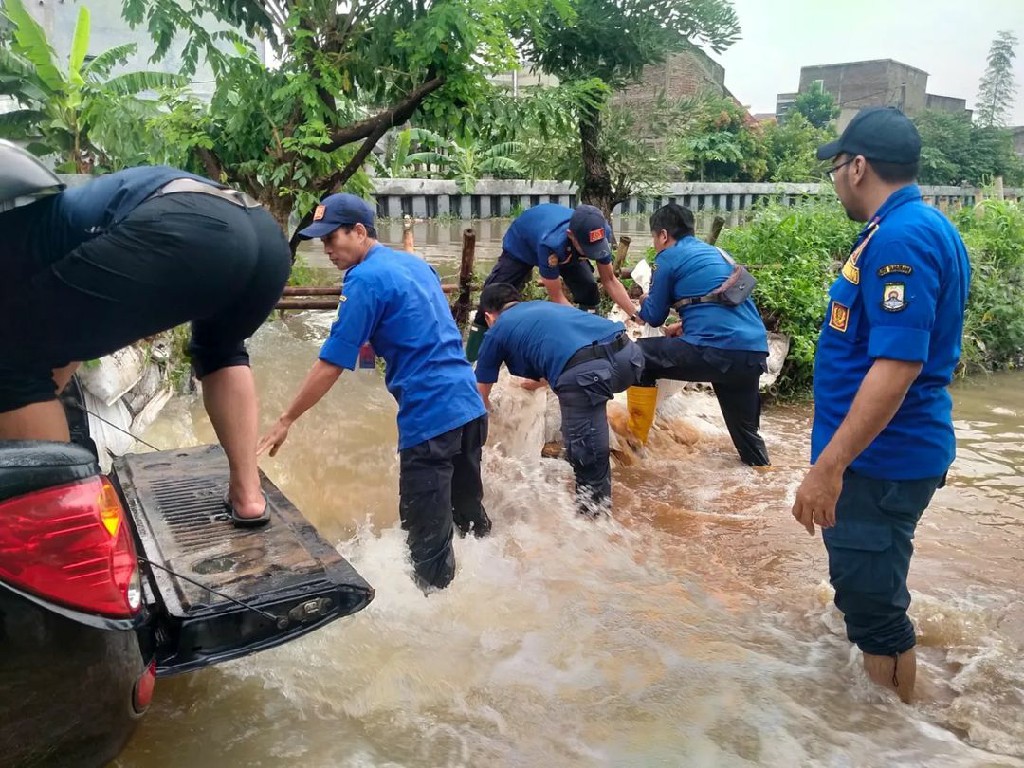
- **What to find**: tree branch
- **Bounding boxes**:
[196,147,225,181]
[323,74,446,153]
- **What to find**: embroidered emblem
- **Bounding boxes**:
[829,301,850,332]
[877,264,913,277]
[338,294,347,302]
[841,257,860,285]
[588,228,605,244]
[882,283,906,312]
[313,205,326,221]
[548,254,559,268]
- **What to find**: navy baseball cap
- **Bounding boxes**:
[569,204,612,259]
[816,106,922,164]
[297,193,375,239]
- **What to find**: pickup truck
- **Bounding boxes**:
[0,147,374,767]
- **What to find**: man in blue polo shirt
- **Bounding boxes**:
[258,193,489,591]
[474,283,644,516]
[629,203,771,466]
[792,107,971,703]
[465,203,641,361]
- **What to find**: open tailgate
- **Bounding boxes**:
[110,445,374,677]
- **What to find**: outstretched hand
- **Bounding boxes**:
[257,418,292,458]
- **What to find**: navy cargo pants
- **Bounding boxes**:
[398,414,491,591]
[552,335,644,515]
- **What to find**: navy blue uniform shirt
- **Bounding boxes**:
[502,204,614,279]
[812,185,971,480]
[319,244,486,450]
[1,165,214,272]
[475,301,625,385]
[638,235,768,353]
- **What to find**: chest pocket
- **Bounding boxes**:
[825,277,864,342]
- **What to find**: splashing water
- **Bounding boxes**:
[118,313,1024,768]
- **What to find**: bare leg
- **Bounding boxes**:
[0,400,71,442]
[864,648,917,704]
[200,365,265,519]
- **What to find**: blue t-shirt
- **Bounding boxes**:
[638,236,769,353]
[811,185,971,480]
[502,204,614,279]
[0,165,215,271]
[319,244,485,450]
[475,301,625,385]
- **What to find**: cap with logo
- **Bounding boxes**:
[816,106,922,164]
[297,193,376,239]
[568,204,612,260]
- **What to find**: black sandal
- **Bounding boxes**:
[225,491,271,528]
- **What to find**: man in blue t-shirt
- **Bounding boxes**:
[465,203,641,361]
[0,141,290,526]
[474,283,644,515]
[258,193,489,591]
[631,203,771,466]
[793,107,971,704]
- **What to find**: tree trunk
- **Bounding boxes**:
[261,191,295,241]
[578,108,614,219]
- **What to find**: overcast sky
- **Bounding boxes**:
[708,0,1024,125]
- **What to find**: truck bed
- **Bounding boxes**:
[111,445,374,676]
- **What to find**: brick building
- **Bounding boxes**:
[779,59,971,129]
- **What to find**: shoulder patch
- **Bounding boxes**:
[547,254,559,268]
[338,294,347,302]
[841,257,860,285]
[882,283,906,312]
[877,264,913,277]
[829,301,850,332]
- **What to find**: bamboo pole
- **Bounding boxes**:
[452,228,476,329]
[278,282,465,309]
[402,214,415,251]
[706,215,725,246]
[612,235,632,276]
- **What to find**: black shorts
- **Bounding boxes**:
[0,192,291,412]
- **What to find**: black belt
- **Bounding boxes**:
[563,333,628,371]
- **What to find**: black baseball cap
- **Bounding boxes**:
[569,204,612,259]
[816,106,922,164]
[297,193,375,239]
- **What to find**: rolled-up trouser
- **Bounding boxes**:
[470,250,601,330]
[637,337,770,466]
[553,337,644,514]
[0,192,291,412]
[822,469,945,656]
[398,414,491,590]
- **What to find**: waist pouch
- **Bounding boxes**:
[671,247,756,310]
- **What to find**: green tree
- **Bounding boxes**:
[517,0,740,215]
[0,0,184,172]
[975,30,1018,128]
[395,128,525,192]
[669,94,767,182]
[792,81,838,129]
[761,113,834,182]
[913,109,1024,186]
[128,0,541,243]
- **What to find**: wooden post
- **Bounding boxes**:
[994,176,1005,201]
[706,215,725,246]
[613,235,632,276]
[453,228,476,328]
[403,214,414,252]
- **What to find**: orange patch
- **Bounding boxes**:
[548,254,559,267]
[588,228,605,243]
[829,301,849,332]
[313,205,326,221]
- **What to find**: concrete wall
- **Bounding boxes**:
[799,59,932,130]
[926,93,970,116]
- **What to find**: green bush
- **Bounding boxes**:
[954,199,1024,371]
[717,196,859,397]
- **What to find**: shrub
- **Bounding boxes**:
[717,196,859,397]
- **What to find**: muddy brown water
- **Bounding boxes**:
[114,232,1023,767]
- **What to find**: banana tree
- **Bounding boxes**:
[0,0,185,172]
[404,131,525,193]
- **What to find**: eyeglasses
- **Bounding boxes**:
[827,157,855,183]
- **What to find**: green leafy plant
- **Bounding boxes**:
[0,0,185,171]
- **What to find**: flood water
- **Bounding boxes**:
[110,291,1024,768]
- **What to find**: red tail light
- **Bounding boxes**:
[0,477,142,617]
